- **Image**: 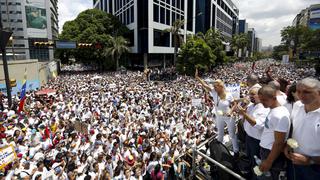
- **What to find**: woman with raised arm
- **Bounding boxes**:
[195,69,239,156]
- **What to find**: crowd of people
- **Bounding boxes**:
[0,59,319,180]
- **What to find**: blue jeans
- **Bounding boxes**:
[292,164,320,180]
[258,147,286,180]
[246,135,261,180]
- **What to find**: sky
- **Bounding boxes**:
[58,0,319,47]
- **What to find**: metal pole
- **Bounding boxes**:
[196,150,246,180]
[1,47,12,107]
[191,146,197,179]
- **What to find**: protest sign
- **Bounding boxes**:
[192,99,202,107]
[225,84,241,99]
[0,145,17,169]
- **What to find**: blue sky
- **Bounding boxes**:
[58,0,319,46]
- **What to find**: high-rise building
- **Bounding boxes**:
[238,19,248,34]
[292,4,320,30]
[0,0,59,61]
[254,37,262,53]
[93,0,239,67]
[247,28,255,56]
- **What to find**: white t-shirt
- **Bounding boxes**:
[210,90,233,116]
[277,92,287,106]
[291,101,320,156]
[244,103,270,140]
[260,106,290,150]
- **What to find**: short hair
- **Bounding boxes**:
[247,74,259,85]
[268,80,281,91]
[258,85,277,99]
[297,77,320,90]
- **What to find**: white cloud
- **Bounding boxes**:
[58,0,92,33]
[234,0,319,46]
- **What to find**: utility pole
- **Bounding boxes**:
[0,22,13,107]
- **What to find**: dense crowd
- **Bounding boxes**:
[0,59,319,180]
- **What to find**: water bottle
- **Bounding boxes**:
[254,155,271,177]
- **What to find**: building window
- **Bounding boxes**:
[166,9,170,25]
[172,12,176,24]
[130,6,134,23]
[160,6,165,24]
[154,29,170,47]
[154,4,159,22]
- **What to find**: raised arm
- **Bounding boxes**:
[195,69,213,92]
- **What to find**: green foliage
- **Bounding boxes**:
[231,33,248,57]
[164,19,185,65]
[280,26,320,58]
[58,9,129,70]
[177,37,216,76]
[103,36,130,70]
[202,29,226,64]
[272,45,288,60]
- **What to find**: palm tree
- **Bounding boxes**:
[164,19,185,66]
[103,36,130,70]
[231,33,248,58]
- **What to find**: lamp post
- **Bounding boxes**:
[0,29,13,107]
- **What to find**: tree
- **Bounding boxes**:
[103,36,130,70]
[272,45,288,60]
[164,19,185,66]
[280,25,307,57]
[58,9,129,69]
[177,36,216,76]
[231,33,248,58]
[202,28,226,64]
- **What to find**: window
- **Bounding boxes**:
[172,12,176,24]
[181,0,184,10]
[130,6,134,23]
[154,29,170,47]
[160,6,165,24]
[153,4,159,22]
[166,9,170,25]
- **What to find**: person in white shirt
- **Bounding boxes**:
[196,69,239,156]
[284,78,320,179]
[268,80,287,105]
[236,86,270,178]
[258,85,290,179]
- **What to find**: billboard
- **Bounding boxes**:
[309,18,320,30]
[25,0,48,38]
[55,41,77,49]
[310,9,320,19]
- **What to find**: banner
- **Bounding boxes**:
[282,55,289,64]
[225,84,240,99]
[192,99,202,107]
[0,145,17,169]
[25,0,48,38]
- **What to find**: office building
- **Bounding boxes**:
[292,4,320,30]
[94,0,239,67]
[247,28,255,57]
[238,19,248,33]
[254,37,262,53]
[0,0,59,60]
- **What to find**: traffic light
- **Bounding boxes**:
[33,41,55,48]
[10,79,16,87]
[78,43,92,48]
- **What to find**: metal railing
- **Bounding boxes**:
[188,130,246,180]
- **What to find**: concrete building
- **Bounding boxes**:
[292,4,320,30]
[238,19,248,33]
[247,28,255,57]
[254,37,262,53]
[93,0,239,67]
[0,0,59,61]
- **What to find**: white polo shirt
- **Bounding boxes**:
[260,106,290,150]
[291,101,320,156]
[244,103,270,140]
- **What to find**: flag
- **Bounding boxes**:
[252,61,256,71]
[18,69,27,113]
